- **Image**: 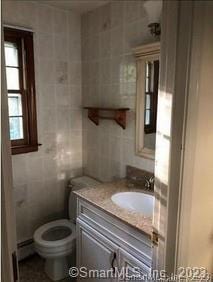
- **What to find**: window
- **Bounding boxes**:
[4,27,38,155]
[144,60,159,134]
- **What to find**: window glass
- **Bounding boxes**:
[145,77,149,92]
[8,94,23,116]
[5,42,19,67]
[146,62,150,76]
[146,94,151,109]
[145,110,150,125]
[150,62,154,92]
[145,61,155,93]
[6,67,20,90]
[9,117,24,140]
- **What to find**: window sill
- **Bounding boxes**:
[11,144,40,155]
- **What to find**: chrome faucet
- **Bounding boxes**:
[128,175,155,190]
[144,176,155,189]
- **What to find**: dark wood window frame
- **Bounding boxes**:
[4,27,39,155]
[144,60,159,134]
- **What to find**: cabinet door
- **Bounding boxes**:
[77,219,118,282]
[119,249,151,281]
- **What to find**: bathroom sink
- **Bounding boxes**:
[111,192,154,216]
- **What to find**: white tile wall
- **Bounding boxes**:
[3,1,82,243]
[3,0,161,244]
[82,1,162,182]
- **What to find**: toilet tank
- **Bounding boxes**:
[68,176,100,223]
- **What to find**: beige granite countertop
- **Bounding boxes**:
[73,179,153,238]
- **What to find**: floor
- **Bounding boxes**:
[19,255,74,282]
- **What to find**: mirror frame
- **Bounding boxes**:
[133,42,160,160]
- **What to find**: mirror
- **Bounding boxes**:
[133,42,160,159]
[144,59,159,150]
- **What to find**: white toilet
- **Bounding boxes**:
[33,176,100,281]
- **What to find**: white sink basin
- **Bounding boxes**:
[111,192,154,217]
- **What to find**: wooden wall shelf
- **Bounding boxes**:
[84,107,130,129]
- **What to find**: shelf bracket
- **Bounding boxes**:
[115,110,127,129]
[87,108,99,126]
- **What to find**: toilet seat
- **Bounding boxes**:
[34,219,76,258]
[34,219,76,247]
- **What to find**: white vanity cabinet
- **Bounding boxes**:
[77,219,118,282]
[119,249,151,280]
[76,198,152,281]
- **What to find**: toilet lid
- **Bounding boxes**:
[34,219,76,247]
